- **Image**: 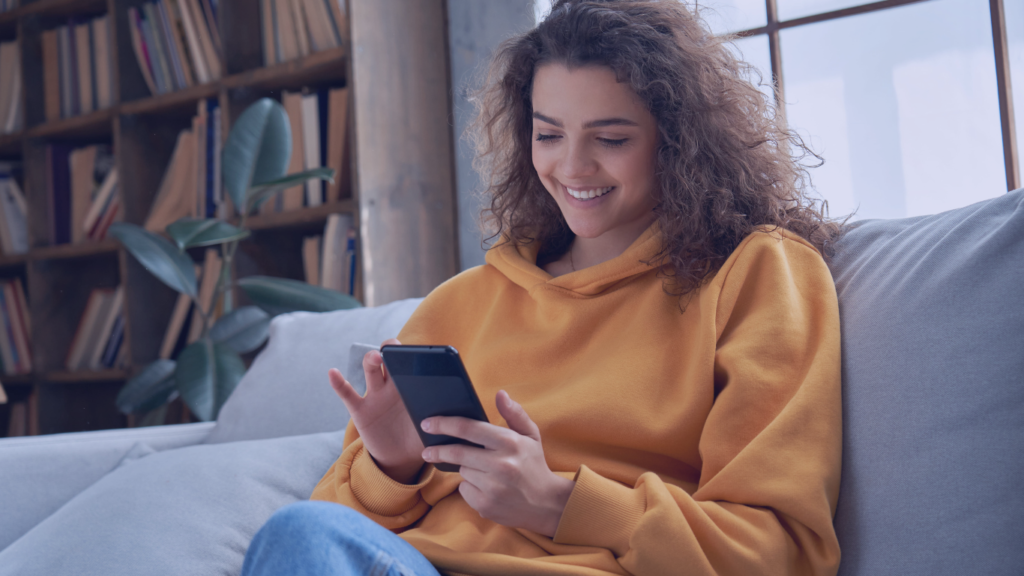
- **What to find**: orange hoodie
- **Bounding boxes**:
[312,224,842,576]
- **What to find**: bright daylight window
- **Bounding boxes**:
[539,0,1022,221]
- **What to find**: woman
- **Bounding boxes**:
[242,1,844,575]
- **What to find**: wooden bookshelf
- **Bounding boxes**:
[0,0,363,436]
[1,0,459,437]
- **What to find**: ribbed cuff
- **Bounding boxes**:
[349,447,435,517]
[552,465,646,556]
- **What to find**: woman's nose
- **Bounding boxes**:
[558,141,597,179]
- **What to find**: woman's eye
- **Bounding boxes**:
[535,134,560,142]
[600,138,628,147]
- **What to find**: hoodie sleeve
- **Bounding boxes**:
[310,421,464,530]
[552,231,843,576]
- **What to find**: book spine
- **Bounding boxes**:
[0,286,21,372]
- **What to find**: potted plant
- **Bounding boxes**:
[111,98,359,422]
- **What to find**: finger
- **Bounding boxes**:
[328,369,363,408]
[422,442,492,471]
[362,349,387,392]
[496,391,541,442]
[421,416,516,450]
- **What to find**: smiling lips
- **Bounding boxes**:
[566,185,614,200]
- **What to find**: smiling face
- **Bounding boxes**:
[531,63,660,242]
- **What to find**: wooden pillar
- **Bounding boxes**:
[349,0,458,306]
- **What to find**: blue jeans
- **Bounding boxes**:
[241,501,441,576]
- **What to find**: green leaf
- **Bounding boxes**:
[222,98,291,213]
[209,306,271,354]
[237,276,361,316]
[175,339,246,421]
[166,218,250,250]
[116,359,178,415]
[110,223,197,298]
[245,167,335,212]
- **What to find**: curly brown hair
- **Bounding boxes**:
[470,0,844,296]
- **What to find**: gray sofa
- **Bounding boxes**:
[1,190,1022,576]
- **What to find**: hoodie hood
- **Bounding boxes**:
[484,222,665,297]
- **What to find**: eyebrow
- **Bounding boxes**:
[532,112,639,129]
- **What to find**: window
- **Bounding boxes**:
[706,0,1021,220]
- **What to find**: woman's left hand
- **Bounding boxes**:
[420,390,576,537]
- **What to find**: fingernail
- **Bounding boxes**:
[421,419,433,432]
[422,448,433,461]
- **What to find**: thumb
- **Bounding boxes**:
[497,390,540,441]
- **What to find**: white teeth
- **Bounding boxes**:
[566,186,612,200]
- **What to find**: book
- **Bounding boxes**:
[0,177,28,254]
[99,312,125,368]
[198,0,222,56]
[345,226,358,296]
[281,91,306,210]
[140,5,172,93]
[187,248,222,344]
[302,235,321,285]
[160,290,193,359]
[320,213,353,292]
[57,26,73,118]
[69,145,99,243]
[176,0,210,84]
[2,282,30,373]
[0,284,24,373]
[325,87,348,202]
[155,1,188,89]
[192,99,207,217]
[166,0,199,85]
[274,0,300,62]
[301,92,322,206]
[0,40,19,134]
[11,278,30,340]
[184,0,221,79]
[83,167,119,239]
[289,0,311,58]
[0,381,6,405]
[0,287,15,375]
[324,0,346,46]
[92,16,113,109]
[261,0,276,66]
[145,129,197,232]
[42,29,61,121]
[88,285,124,369]
[66,289,112,371]
[74,22,93,113]
[129,7,159,94]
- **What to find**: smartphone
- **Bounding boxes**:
[379,345,489,472]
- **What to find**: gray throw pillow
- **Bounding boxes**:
[206,298,422,444]
[0,431,345,576]
[829,189,1024,576]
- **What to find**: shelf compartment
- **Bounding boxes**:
[243,200,356,231]
[224,47,347,93]
[120,82,221,116]
[40,368,128,383]
[1,373,33,386]
[0,253,27,268]
[31,239,119,261]
[0,131,20,156]
[26,107,114,140]
[20,0,107,19]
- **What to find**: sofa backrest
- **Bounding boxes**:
[828,189,1024,576]
[205,298,423,444]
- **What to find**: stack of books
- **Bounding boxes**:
[0,164,28,255]
[44,144,119,246]
[302,213,357,296]
[128,0,222,95]
[0,40,23,135]
[159,248,222,360]
[0,278,31,375]
[145,99,224,230]
[40,15,114,122]
[261,87,348,214]
[65,285,125,372]
[261,0,346,66]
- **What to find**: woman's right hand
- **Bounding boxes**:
[328,338,425,484]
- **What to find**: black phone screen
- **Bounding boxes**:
[380,345,489,472]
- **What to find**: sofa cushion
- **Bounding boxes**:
[0,422,213,552]
[829,189,1024,576]
[205,298,422,444]
[0,430,345,576]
